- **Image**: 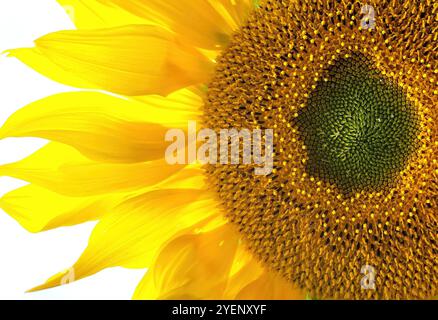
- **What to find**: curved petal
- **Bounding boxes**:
[155,167,206,190]
[0,142,184,196]
[235,271,307,300]
[4,87,203,129]
[224,240,307,300]
[97,0,256,49]
[0,92,172,163]
[133,88,203,122]
[28,189,219,292]
[133,220,306,300]
[133,223,239,300]
[222,244,265,299]
[1,165,205,233]
[56,0,151,29]
[0,184,122,233]
[218,0,256,28]
[5,25,214,96]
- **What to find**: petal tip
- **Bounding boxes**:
[27,268,75,293]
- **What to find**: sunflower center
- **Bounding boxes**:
[204,0,435,300]
[295,53,418,195]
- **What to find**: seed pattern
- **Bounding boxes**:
[204,0,437,299]
[296,52,419,195]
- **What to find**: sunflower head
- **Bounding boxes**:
[0,0,436,301]
[204,0,437,299]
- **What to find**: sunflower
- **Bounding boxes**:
[0,0,436,300]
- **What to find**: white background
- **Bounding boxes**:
[0,0,146,299]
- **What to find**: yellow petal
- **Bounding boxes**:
[0,92,172,163]
[218,0,256,28]
[223,237,307,300]
[6,25,213,96]
[29,189,218,292]
[0,166,204,234]
[133,88,203,124]
[133,224,240,300]
[56,0,150,29]
[222,244,265,299]
[235,271,307,300]
[0,88,202,131]
[98,0,254,49]
[4,48,92,89]
[156,167,206,190]
[0,142,184,196]
[0,184,122,233]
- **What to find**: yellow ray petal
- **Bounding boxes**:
[133,88,204,123]
[0,184,122,233]
[4,48,93,89]
[156,167,206,190]
[28,189,219,292]
[222,235,307,300]
[218,0,256,28]
[0,89,202,131]
[222,244,265,299]
[235,271,307,300]
[97,0,255,49]
[222,241,307,299]
[6,25,213,96]
[0,142,184,196]
[56,0,151,29]
[133,224,240,300]
[0,92,173,163]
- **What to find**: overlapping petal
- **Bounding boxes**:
[133,224,238,299]
[0,92,176,163]
[96,0,255,49]
[6,25,214,96]
[0,142,184,196]
[29,189,219,292]
[56,0,150,29]
[235,271,307,300]
[0,184,122,233]
[133,223,306,300]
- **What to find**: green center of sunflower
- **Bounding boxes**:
[296,53,418,195]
